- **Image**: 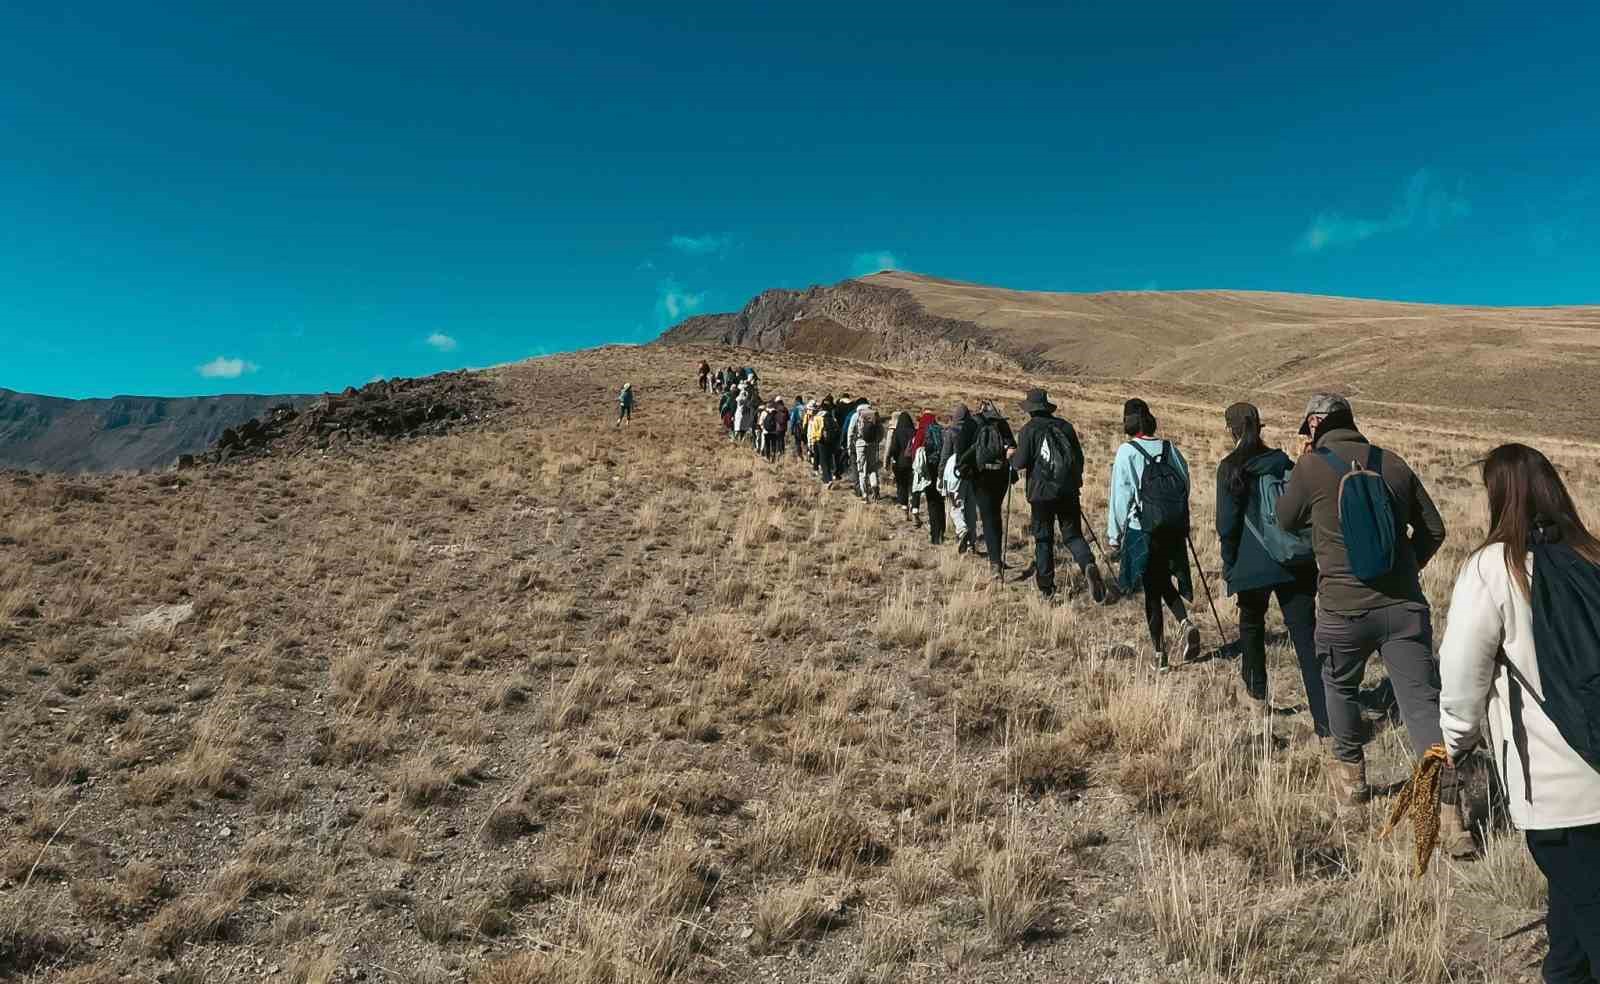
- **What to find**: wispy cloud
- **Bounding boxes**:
[656,278,705,323]
[426,332,458,352]
[196,356,259,379]
[670,233,731,257]
[1296,169,1471,253]
[852,251,901,276]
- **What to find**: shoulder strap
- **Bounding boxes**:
[1498,652,1539,803]
[1316,447,1351,476]
[1132,441,1157,465]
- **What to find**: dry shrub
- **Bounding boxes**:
[886,849,947,909]
[951,674,1058,741]
[743,792,891,872]
[750,876,852,953]
[999,734,1092,795]
[978,841,1050,945]
[1116,751,1189,815]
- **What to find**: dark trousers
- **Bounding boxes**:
[893,464,913,506]
[818,441,837,483]
[1144,530,1189,649]
[1237,580,1329,737]
[617,405,631,423]
[793,430,805,458]
[971,472,1008,572]
[763,433,780,461]
[1527,824,1600,983]
[922,490,946,544]
[1029,494,1094,595]
[1316,602,1439,763]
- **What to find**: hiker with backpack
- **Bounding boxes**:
[943,404,976,553]
[1439,444,1600,975]
[764,400,786,463]
[1215,402,1328,739]
[790,397,807,459]
[733,388,753,444]
[811,396,839,485]
[885,412,917,518]
[718,387,736,434]
[1107,398,1199,670]
[1276,394,1456,830]
[848,400,886,501]
[1008,388,1107,603]
[908,410,946,542]
[698,360,711,393]
[617,383,635,426]
[957,400,1017,580]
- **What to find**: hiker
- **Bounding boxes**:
[957,400,1017,580]
[1215,402,1327,739]
[617,383,635,426]
[848,400,885,501]
[885,412,917,517]
[790,397,807,459]
[718,388,736,434]
[1440,444,1600,970]
[943,404,976,552]
[810,395,839,485]
[698,360,711,393]
[1276,394,1452,817]
[733,388,753,444]
[1008,388,1106,603]
[909,410,946,542]
[763,400,786,463]
[1107,398,1198,669]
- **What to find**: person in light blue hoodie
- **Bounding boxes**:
[1107,398,1198,669]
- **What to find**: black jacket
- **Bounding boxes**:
[884,415,915,470]
[940,415,974,479]
[1008,413,1085,502]
[1216,448,1310,595]
[956,410,1016,477]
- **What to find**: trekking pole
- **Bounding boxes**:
[1185,533,1231,652]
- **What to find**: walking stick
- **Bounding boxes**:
[1185,532,1231,651]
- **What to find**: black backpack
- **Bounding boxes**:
[1517,538,1600,777]
[1029,422,1077,502]
[974,415,1006,470]
[1132,441,1189,536]
[921,425,945,479]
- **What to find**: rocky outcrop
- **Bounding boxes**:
[195,371,508,465]
[658,279,1025,372]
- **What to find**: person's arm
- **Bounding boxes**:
[1410,473,1448,572]
[1277,456,1313,533]
[1008,422,1035,474]
[1439,553,1505,762]
[1107,445,1132,546]
[1215,465,1244,574]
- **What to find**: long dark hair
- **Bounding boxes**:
[1478,443,1600,598]
[1220,403,1270,498]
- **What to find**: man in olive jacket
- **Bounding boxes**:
[1277,394,1468,854]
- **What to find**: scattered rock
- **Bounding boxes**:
[118,602,195,635]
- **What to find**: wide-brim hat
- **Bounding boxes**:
[1020,387,1056,414]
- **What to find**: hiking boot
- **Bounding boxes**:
[957,532,971,555]
[911,508,922,527]
[1177,619,1201,664]
[1152,646,1171,673]
[1325,758,1369,810]
[1438,801,1477,860]
[1086,564,1107,604]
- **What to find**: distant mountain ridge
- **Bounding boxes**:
[660,271,1600,435]
[0,388,305,473]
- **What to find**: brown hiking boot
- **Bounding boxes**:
[1326,758,1369,810]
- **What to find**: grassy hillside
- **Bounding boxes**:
[1,344,1582,983]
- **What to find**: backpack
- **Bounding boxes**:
[763,411,780,434]
[1029,422,1077,502]
[921,425,945,479]
[973,415,1005,470]
[1131,441,1189,536]
[821,412,840,444]
[1316,447,1397,583]
[857,407,881,443]
[1244,466,1315,567]
[1522,540,1600,776]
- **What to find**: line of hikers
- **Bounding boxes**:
[694,364,1600,973]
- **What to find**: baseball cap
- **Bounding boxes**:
[1297,393,1351,435]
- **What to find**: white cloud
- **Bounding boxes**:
[852,251,901,276]
[426,332,458,352]
[1296,169,1471,253]
[670,234,731,256]
[657,279,705,322]
[196,356,259,379]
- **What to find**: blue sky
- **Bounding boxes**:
[3,2,1597,398]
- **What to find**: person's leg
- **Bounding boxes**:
[949,491,968,542]
[960,479,978,550]
[927,490,946,544]
[1057,493,1096,572]
[1527,826,1600,983]
[976,479,1005,573]
[1318,609,1376,765]
[1236,587,1270,701]
[1031,499,1057,596]
[1377,603,1444,758]
[1275,581,1329,737]
[1142,544,1167,651]
[820,443,835,483]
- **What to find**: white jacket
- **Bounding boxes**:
[1439,543,1600,830]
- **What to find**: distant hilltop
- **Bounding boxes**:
[660,271,1600,434]
[0,389,304,474]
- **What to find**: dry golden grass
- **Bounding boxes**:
[0,342,1579,982]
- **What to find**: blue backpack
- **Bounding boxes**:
[1244,466,1314,568]
[1317,447,1397,583]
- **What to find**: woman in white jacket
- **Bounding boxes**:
[1440,443,1600,981]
